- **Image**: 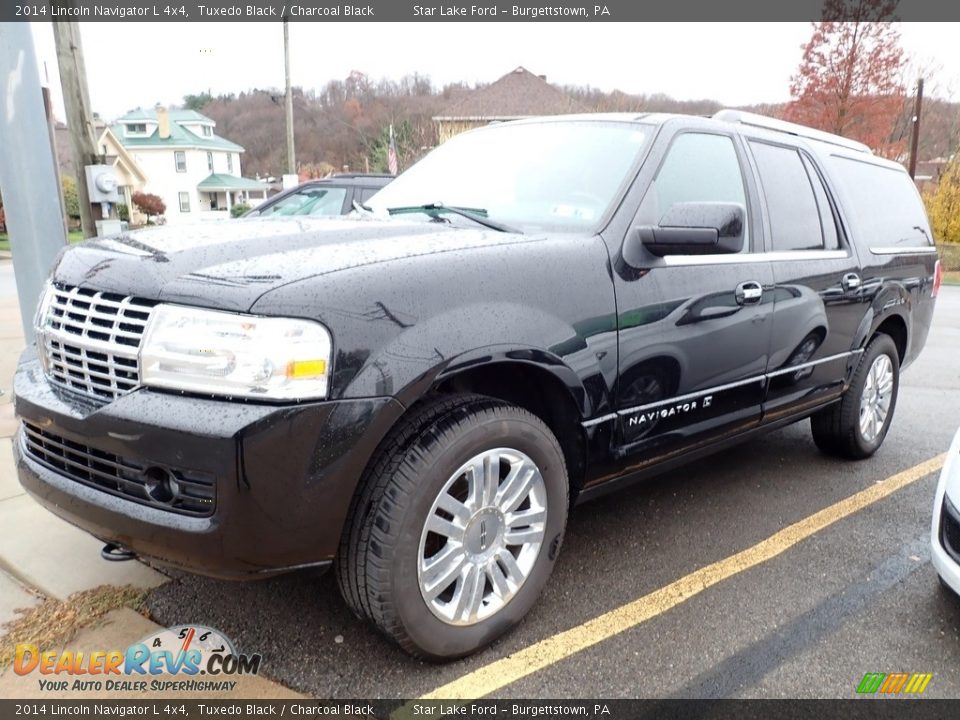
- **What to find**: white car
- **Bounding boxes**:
[932,428,960,596]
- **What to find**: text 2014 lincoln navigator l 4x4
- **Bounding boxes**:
[15,111,940,659]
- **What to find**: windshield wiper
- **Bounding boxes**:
[387,203,521,234]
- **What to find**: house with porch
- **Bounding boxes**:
[98,107,269,224]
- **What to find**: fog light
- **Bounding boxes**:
[142,466,179,504]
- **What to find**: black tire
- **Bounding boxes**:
[335,394,568,660]
[810,334,900,460]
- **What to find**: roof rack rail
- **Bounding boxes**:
[331,172,394,179]
[712,109,873,154]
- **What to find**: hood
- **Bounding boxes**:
[52,217,534,312]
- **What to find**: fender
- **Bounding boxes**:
[341,300,614,419]
[852,280,911,356]
[250,230,619,413]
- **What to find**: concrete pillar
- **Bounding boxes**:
[0,23,69,341]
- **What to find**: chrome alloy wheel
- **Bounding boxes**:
[417,448,548,626]
[859,353,894,443]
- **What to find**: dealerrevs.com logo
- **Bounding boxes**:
[14,625,261,693]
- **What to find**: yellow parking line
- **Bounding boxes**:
[422,454,946,700]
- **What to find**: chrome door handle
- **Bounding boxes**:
[842,273,862,290]
[735,281,763,305]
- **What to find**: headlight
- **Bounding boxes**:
[34,282,54,333]
[33,283,54,373]
[140,305,333,400]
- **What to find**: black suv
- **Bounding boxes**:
[243,173,392,217]
[15,111,940,660]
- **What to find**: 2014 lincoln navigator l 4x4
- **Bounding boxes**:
[15,111,940,659]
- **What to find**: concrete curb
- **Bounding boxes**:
[0,570,41,627]
[0,493,168,601]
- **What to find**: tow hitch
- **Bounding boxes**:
[100,542,137,562]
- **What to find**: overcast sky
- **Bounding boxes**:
[29,22,960,122]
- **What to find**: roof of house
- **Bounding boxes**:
[197,173,267,191]
[118,108,213,124]
[112,108,243,152]
[434,67,586,121]
[99,127,148,184]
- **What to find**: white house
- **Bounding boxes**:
[98,107,269,224]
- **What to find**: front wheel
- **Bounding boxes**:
[336,395,568,660]
[810,334,900,459]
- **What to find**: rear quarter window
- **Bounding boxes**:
[826,156,933,248]
[358,187,382,203]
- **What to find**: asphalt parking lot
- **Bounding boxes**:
[141,286,959,698]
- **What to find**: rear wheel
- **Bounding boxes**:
[810,334,900,459]
[336,394,568,660]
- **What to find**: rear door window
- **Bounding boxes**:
[749,141,824,252]
[800,155,840,250]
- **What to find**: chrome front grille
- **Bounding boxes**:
[38,284,157,401]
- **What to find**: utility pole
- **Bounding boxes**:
[0,23,69,341]
[52,20,100,239]
[908,77,924,180]
[283,19,296,175]
[42,79,69,236]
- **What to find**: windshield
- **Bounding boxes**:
[367,120,652,233]
[257,186,348,217]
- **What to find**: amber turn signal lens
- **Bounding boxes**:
[286,359,328,378]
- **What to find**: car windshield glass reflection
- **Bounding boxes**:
[367,121,652,233]
[260,187,348,216]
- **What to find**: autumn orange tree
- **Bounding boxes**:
[131,192,166,224]
[784,0,906,157]
[298,162,337,181]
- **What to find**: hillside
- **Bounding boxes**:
[193,74,959,179]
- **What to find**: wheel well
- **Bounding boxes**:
[873,315,907,364]
[433,363,587,500]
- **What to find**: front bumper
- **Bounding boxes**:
[14,347,405,579]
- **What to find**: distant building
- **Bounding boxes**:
[914,158,950,192]
[97,107,268,224]
[53,120,84,180]
[432,66,586,143]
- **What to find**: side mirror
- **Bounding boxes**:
[634,202,745,258]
